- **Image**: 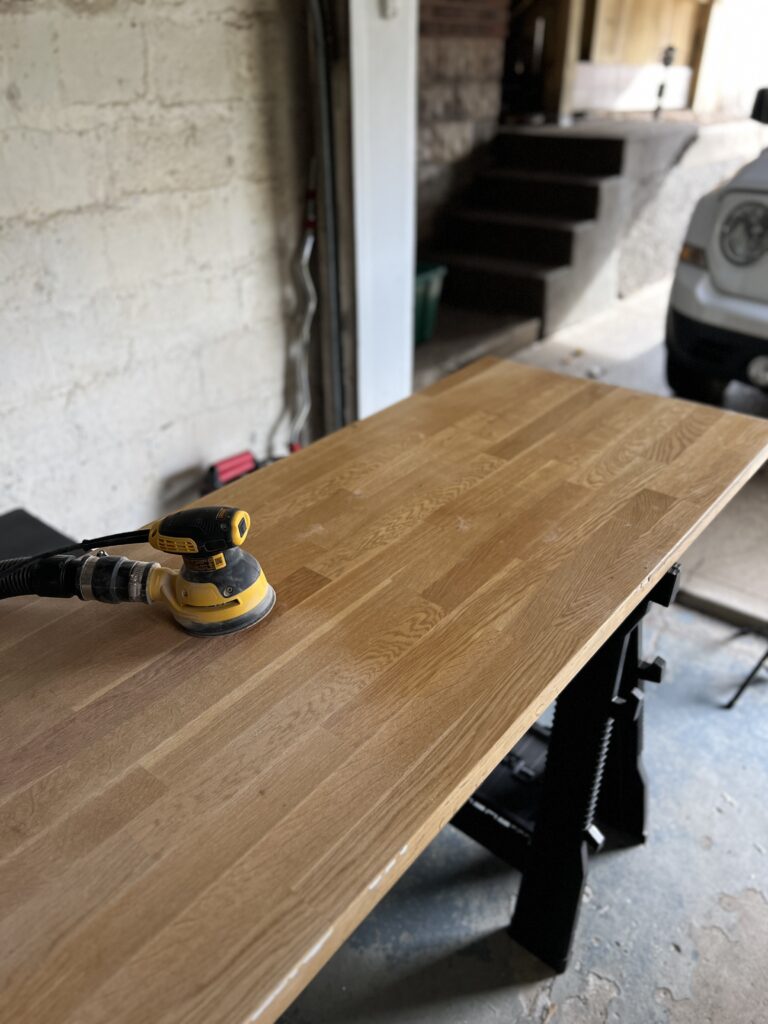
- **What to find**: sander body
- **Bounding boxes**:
[0,506,276,637]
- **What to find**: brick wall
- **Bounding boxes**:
[418,0,509,239]
[0,0,308,535]
[420,0,509,37]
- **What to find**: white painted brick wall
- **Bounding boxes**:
[0,0,307,536]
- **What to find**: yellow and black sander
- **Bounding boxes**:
[0,506,276,637]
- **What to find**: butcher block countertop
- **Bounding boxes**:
[2,358,768,1024]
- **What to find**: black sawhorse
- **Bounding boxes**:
[453,564,681,973]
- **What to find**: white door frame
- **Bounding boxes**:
[349,0,418,418]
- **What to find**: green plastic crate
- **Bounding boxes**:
[414,263,447,346]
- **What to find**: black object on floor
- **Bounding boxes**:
[0,508,75,559]
[453,564,681,973]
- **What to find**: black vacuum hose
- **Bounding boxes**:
[0,555,84,600]
[0,554,155,603]
[0,557,40,599]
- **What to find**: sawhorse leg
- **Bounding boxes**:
[509,567,680,971]
[508,629,628,971]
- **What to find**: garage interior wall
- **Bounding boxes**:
[417,0,509,241]
[0,0,308,536]
[573,0,702,113]
[692,0,768,117]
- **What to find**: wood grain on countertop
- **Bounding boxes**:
[3,358,768,1024]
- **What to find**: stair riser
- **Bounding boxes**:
[442,266,545,316]
[444,216,574,265]
[493,135,624,176]
[471,177,600,219]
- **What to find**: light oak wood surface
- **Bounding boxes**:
[2,358,768,1024]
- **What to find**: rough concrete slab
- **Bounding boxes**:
[513,278,673,381]
[658,889,768,1024]
[279,605,768,1023]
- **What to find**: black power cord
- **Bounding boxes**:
[0,529,150,583]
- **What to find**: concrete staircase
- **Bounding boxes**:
[426,128,628,336]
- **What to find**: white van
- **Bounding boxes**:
[666,89,768,404]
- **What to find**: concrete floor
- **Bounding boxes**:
[510,278,768,417]
[281,605,768,1024]
[281,284,768,1024]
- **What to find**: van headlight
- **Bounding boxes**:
[720,202,768,265]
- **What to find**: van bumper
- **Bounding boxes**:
[666,308,768,385]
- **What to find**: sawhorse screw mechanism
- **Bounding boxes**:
[453,564,681,972]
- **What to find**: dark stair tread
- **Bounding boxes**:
[496,126,623,138]
[481,167,620,188]
[431,250,571,279]
[449,207,594,232]
[495,128,626,149]
[492,130,625,175]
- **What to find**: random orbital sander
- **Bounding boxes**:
[0,506,276,637]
